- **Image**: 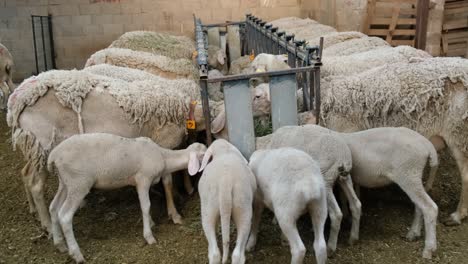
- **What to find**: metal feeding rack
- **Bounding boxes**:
[194,14,323,158]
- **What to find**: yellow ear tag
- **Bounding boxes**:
[192,50,198,60]
[186,100,197,130]
[249,53,255,61]
[186,120,196,130]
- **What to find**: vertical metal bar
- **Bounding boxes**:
[223,79,255,158]
[200,78,212,145]
[48,15,56,69]
[301,60,309,111]
[270,74,298,131]
[40,16,48,71]
[309,70,315,111]
[314,68,321,125]
[31,16,39,74]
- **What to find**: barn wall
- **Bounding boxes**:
[0,0,303,81]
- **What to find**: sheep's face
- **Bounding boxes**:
[252,84,271,117]
[187,142,207,176]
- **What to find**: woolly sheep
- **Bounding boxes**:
[47,133,206,263]
[6,69,219,231]
[208,69,224,101]
[197,139,257,264]
[256,125,360,252]
[84,47,199,80]
[207,45,228,74]
[319,57,468,226]
[0,43,14,110]
[305,31,366,48]
[270,17,319,32]
[340,127,439,259]
[229,55,252,75]
[109,30,196,60]
[248,53,290,87]
[321,45,432,77]
[247,148,328,264]
[323,36,390,57]
[287,23,337,41]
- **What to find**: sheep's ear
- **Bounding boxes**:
[188,152,200,176]
[211,109,226,134]
[217,51,225,65]
[199,148,213,172]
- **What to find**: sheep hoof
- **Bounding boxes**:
[405,231,421,242]
[170,214,183,225]
[55,242,68,253]
[422,249,434,259]
[348,237,358,246]
[443,217,461,226]
[70,251,85,263]
[145,235,157,245]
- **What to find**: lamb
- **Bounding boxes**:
[323,36,390,57]
[207,45,228,74]
[247,148,328,264]
[84,47,199,80]
[321,45,432,77]
[248,53,290,86]
[319,57,468,226]
[108,30,196,60]
[6,69,219,232]
[0,43,15,110]
[196,139,257,264]
[340,127,439,259]
[255,125,360,252]
[47,133,206,263]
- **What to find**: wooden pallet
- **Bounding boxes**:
[364,0,429,48]
[442,0,468,57]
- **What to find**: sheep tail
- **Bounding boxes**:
[425,144,439,192]
[220,186,233,263]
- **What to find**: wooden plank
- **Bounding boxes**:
[365,0,377,35]
[377,0,417,3]
[371,17,417,25]
[368,29,417,35]
[445,31,468,40]
[442,34,449,55]
[387,3,402,42]
[415,0,429,50]
[445,1,468,9]
[375,7,417,16]
[448,42,468,50]
[444,6,468,15]
[447,48,467,56]
[391,39,415,46]
[443,19,468,30]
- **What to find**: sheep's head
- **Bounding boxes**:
[252,83,271,117]
[187,142,207,176]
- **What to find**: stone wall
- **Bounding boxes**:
[0,0,303,81]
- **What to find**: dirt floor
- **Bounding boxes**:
[0,112,467,264]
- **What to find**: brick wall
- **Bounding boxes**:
[0,0,303,81]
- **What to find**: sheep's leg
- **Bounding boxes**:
[58,190,89,263]
[49,180,68,253]
[183,171,194,195]
[136,180,156,244]
[406,206,423,241]
[338,189,350,219]
[201,204,221,264]
[162,173,183,224]
[275,210,306,264]
[232,206,252,264]
[30,167,52,234]
[395,178,438,259]
[326,187,343,253]
[21,161,36,214]
[246,195,264,252]
[338,176,362,245]
[308,192,328,264]
[445,148,468,226]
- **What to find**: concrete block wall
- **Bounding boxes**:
[0,0,303,82]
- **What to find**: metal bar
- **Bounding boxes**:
[31,16,39,74]
[207,66,317,83]
[40,16,48,70]
[270,74,298,131]
[203,21,245,28]
[48,15,56,69]
[223,79,255,159]
[314,68,321,125]
[200,78,212,145]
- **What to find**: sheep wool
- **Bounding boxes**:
[85,48,199,80]
[322,45,432,77]
[109,31,196,61]
[270,18,319,31]
[321,57,468,154]
[306,31,367,48]
[323,36,390,57]
[288,23,337,41]
[229,55,252,75]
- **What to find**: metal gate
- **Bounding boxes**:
[31,15,56,74]
[194,14,323,158]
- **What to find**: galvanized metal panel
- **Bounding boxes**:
[207,27,221,47]
[270,74,298,131]
[223,79,255,159]
[227,25,241,62]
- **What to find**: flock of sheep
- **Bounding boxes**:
[0,14,467,264]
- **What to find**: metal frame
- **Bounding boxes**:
[31,15,56,74]
[194,14,323,158]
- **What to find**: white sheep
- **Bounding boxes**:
[108,30,196,61]
[247,147,328,264]
[256,125,361,252]
[305,31,366,48]
[84,47,199,80]
[207,45,228,74]
[47,133,206,263]
[323,36,390,57]
[319,57,468,226]
[340,127,439,259]
[208,69,225,101]
[0,42,15,110]
[196,139,256,264]
[248,53,290,87]
[229,55,252,75]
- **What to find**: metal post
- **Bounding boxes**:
[31,16,39,74]
[40,16,48,70]
[47,15,56,69]
[314,68,321,125]
[270,74,298,131]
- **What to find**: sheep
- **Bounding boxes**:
[319,57,468,226]
[0,43,15,110]
[305,31,367,48]
[248,53,290,87]
[338,127,439,259]
[321,45,432,77]
[47,133,206,263]
[247,148,327,264]
[208,69,224,101]
[207,45,228,74]
[287,23,337,41]
[323,36,390,57]
[252,83,304,117]
[196,139,256,264]
[84,47,199,80]
[270,17,319,31]
[108,30,196,60]
[229,55,252,75]
[6,69,217,231]
[255,124,360,252]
